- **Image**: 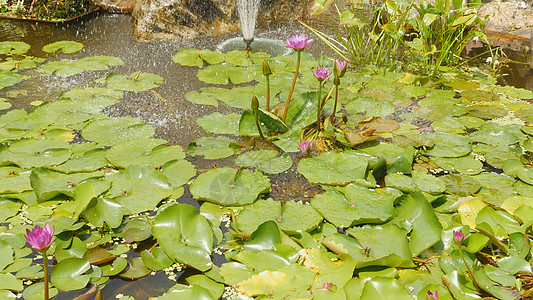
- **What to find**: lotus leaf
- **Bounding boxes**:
[140,247,173,271]
[158,283,213,300]
[186,275,225,299]
[30,169,103,201]
[39,56,123,77]
[424,133,471,157]
[22,282,58,300]
[279,200,323,234]
[0,199,22,222]
[187,136,241,159]
[38,100,107,130]
[60,86,123,102]
[50,258,91,291]
[236,264,314,299]
[360,277,413,300]
[301,248,355,288]
[236,150,292,174]
[123,218,151,242]
[152,203,214,271]
[190,167,270,206]
[52,143,108,173]
[0,138,71,168]
[517,167,533,185]
[119,257,151,279]
[42,41,83,54]
[432,118,465,133]
[196,112,240,135]
[54,237,88,262]
[104,72,163,91]
[393,193,443,255]
[100,257,128,276]
[0,71,24,90]
[105,142,184,168]
[81,116,155,146]
[172,48,206,67]
[0,41,30,54]
[311,184,396,227]
[493,85,533,100]
[184,88,220,106]
[106,165,172,214]
[233,244,298,274]
[297,151,369,185]
[467,104,508,119]
[0,98,11,110]
[85,197,123,228]
[0,56,43,71]
[476,206,520,238]
[324,226,413,268]
[0,167,31,195]
[197,63,231,85]
[235,198,280,233]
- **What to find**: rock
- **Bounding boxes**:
[91,0,136,12]
[132,0,312,41]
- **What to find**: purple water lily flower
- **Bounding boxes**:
[333,59,350,78]
[284,34,314,51]
[299,139,313,154]
[453,230,465,244]
[427,290,438,300]
[25,222,55,252]
[313,67,331,81]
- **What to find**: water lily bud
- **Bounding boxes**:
[262,60,272,76]
[251,96,259,110]
[334,76,341,86]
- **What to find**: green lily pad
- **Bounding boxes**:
[123,218,151,243]
[236,150,293,174]
[120,257,151,279]
[467,105,508,119]
[50,258,92,291]
[81,116,155,146]
[0,41,30,55]
[22,282,58,300]
[196,112,241,135]
[140,247,173,271]
[55,237,88,262]
[105,142,184,168]
[30,169,103,201]
[297,151,369,185]
[152,203,214,271]
[106,165,172,214]
[517,167,533,185]
[39,56,123,77]
[160,159,196,189]
[235,198,281,233]
[159,284,213,300]
[52,143,108,173]
[424,133,471,157]
[0,71,25,90]
[313,184,397,228]
[0,199,22,222]
[187,136,241,160]
[186,275,225,300]
[0,138,71,168]
[190,167,270,206]
[360,277,413,300]
[279,200,323,234]
[100,257,128,276]
[453,157,483,175]
[42,41,83,54]
[85,197,124,228]
[0,98,11,110]
[104,72,163,91]
[432,118,465,133]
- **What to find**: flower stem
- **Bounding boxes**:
[43,249,49,300]
[458,247,481,291]
[266,75,270,111]
[332,83,339,123]
[317,82,323,131]
[282,51,301,123]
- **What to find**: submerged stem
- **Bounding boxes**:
[282,51,301,123]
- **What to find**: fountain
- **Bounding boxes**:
[237,0,260,51]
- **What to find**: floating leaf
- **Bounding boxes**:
[0,41,30,55]
[30,169,103,201]
[106,165,172,214]
[50,258,91,291]
[85,197,124,229]
[120,257,151,279]
[152,203,214,271]
[0,71,24,90]
[42,41,83,54]
[424,133,471,157]
[297,151,369,185]
[0,138,71,168]
[140,247,173,271]
[279,200,323,234]
[190,167,270,206]
[196,112,240,135]
[236,150,292,174]
[187,136,241,159]
[81,116,155,146]
[104,72,163,91]
[22,282,58,300]
[105,142,184,168]
[311,184,396,228]
[39,56,123,77]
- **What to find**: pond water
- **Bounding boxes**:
[1,11,532,300]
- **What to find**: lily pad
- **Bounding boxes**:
[196,112,241,135]
[0,138,71,168]
[39,56,123,77]
[236,150,293,174]
[81,116,155,146]
[104,72,163,91]
[187,136,241,159]
[190,167,270,206]
[0,41,30,55]
[105,142,184,168]
[0,71,24,90]
[106,165,172,214]
[50,258,92,291]
[297,151,369,185]
[42,41,83,54]
[152,203,214,271]
[424,133,471,157]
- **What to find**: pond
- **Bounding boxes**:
[1,7,533,300]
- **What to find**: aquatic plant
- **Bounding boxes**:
[313,67,330,130]
[331,59,349,122]
[282,34,313,122]
[25,222,55,300]
[262,60,272,111]
[299,139,313,154]
[427,290,438,300]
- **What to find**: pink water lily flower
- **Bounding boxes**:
[299,139,313,154]
[313,67,331,81]
[453,230,465,244]
[333,59,350,78]
[25,222,55,252]
[427,290,438,300]
[284,34,314,51]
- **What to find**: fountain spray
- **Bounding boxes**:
[237,0,260,52]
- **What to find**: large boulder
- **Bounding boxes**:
[132,0,312,41]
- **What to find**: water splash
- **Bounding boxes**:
[237,0,260,49]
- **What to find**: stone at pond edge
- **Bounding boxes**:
[132,0,312,40]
